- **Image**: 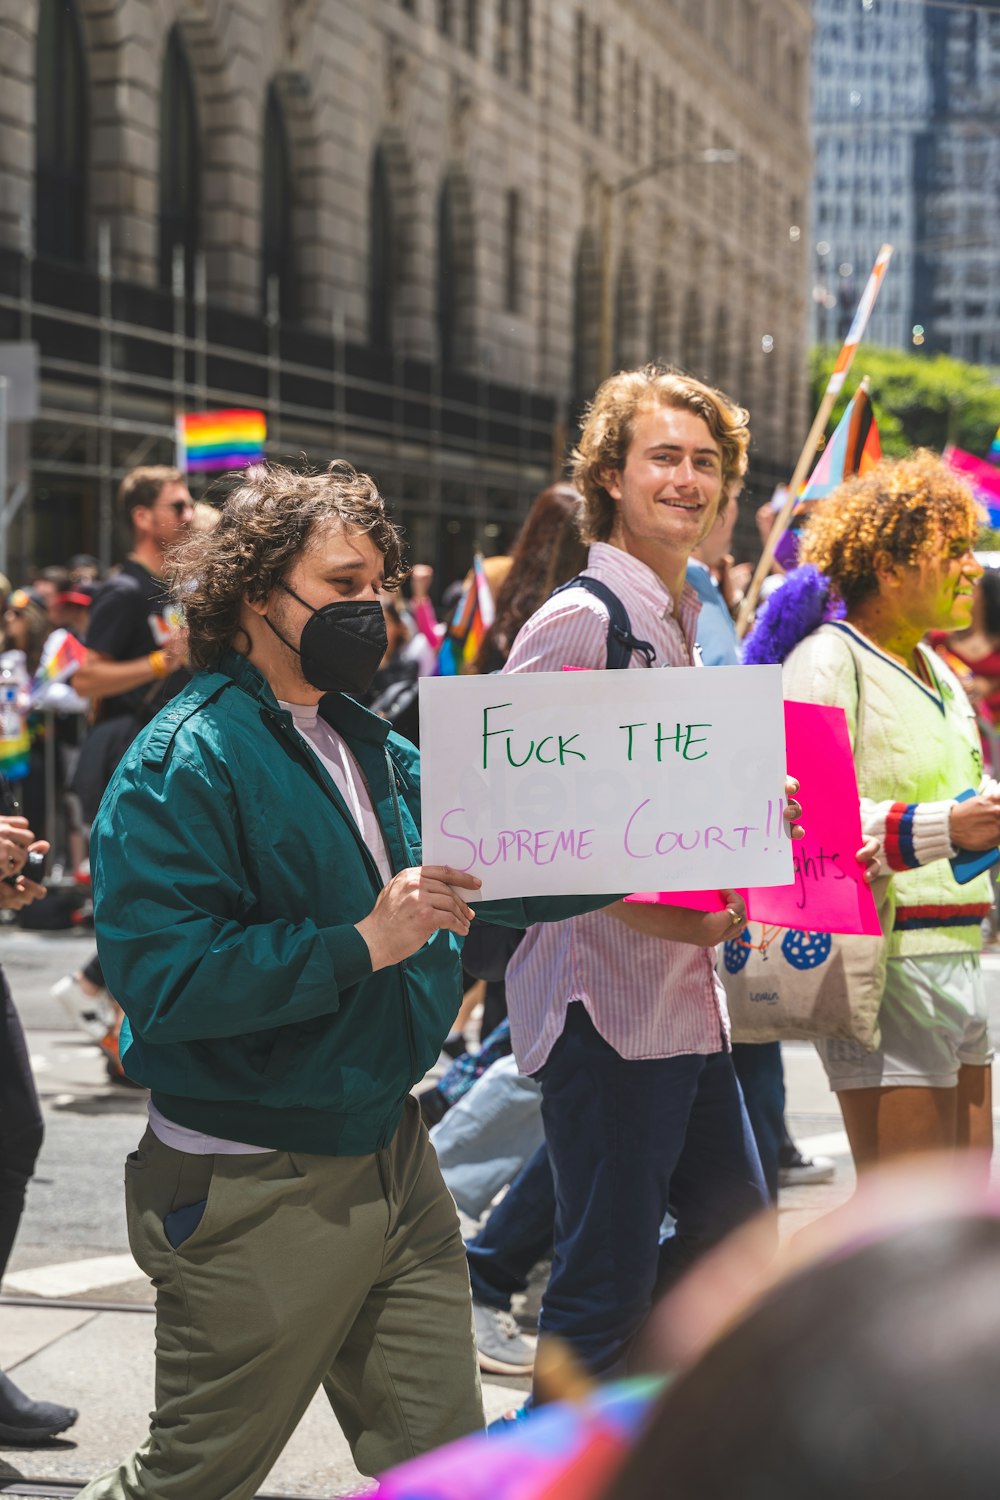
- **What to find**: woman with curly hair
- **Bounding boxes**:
[749,450,1000,1170]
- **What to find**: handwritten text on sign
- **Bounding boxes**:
[419,666,792,899]
[627,701,881,936]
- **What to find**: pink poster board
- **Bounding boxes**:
[626,700,881,936]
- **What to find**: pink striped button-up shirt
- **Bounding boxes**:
[503,542,730,1074]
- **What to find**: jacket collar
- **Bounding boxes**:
[216,649,391,745]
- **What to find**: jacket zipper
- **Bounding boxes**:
[263,708,419,1140]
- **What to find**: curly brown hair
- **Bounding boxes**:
[571,365,750,544]
[475,483,588,672]
[169,460,406,668]
[798,450,981,610]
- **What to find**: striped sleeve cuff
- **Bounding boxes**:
[864,799,956,871]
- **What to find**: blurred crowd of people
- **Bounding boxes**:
[2,367,1000,1497]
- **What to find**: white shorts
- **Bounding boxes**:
[816,952,993,1091]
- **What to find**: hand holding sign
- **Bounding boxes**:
[610,887,749,948]
[356,865,483,971]
[627,702,880,937]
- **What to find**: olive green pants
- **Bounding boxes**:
[78,1097,483,1499]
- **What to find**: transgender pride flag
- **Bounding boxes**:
[177,408,267,472]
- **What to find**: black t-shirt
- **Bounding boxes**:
[85,559,188,722]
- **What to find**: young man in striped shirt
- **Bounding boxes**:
[498,366,797,1395]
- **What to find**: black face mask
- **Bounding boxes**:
[263,584,388,696]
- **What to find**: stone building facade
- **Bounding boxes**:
[0,0,811,579]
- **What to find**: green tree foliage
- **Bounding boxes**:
[810,345,1000,459]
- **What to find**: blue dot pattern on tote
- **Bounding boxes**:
[780,929,833,971]
[723,931,752,974]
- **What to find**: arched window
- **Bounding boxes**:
[437,179,457,371]
[519,0,533,90]
[496,0,511,76]
[651,269,672,362]
[680,294,702,379]
[159,26,200,292]
[713,302,730,391]
[261,83,297,321]
[369,145,395,347]
[436,172,476,374]
[613,253,640,371]
[739,313,756,414]
[571,229,601,414]
[437,0,455,38]
[503,189,521,313]
[35,0,89,261]
[465,0,479,53]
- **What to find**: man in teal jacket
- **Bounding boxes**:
[78,461,618,1500]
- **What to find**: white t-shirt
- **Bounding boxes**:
[280,699,392,884]
[148,697,390,1154]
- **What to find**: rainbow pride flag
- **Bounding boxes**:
[34,628,87,686]
[374,1377,663,1500]
[988,424,1000,465]
[176,408,266,473]
[436,554,496,676]
[0,725,31,781]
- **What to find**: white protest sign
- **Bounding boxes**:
[419,666,792,899]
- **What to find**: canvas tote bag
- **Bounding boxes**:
[723,635,892,1051]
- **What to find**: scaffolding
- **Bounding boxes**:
[0,230,560,582]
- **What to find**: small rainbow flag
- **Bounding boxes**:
[464,554,496,668]
[176,408,266,473]
[436,554,496,676]
[988,424,1000,465]
[34,628,87,687]
[0,724,30,780]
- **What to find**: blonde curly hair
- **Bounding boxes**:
[798,450,981,609]
[571,365,750,545]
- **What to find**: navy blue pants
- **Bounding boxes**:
[466,1044,785,1307]
[467,1140,553,1311]
[532,1004,767,1378]
[730,1041,785,1203]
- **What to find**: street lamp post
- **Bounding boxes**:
[598,148,739,377]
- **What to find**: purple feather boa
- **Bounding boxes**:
[742,565,845,666]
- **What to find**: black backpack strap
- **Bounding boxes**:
[550,576,656,670]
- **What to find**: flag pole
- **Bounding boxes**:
[735,244,893,638]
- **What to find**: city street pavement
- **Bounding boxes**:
[3,925,1000,1496]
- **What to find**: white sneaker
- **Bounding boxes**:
[50,974,114,1042]
[778,1150,836,1189]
